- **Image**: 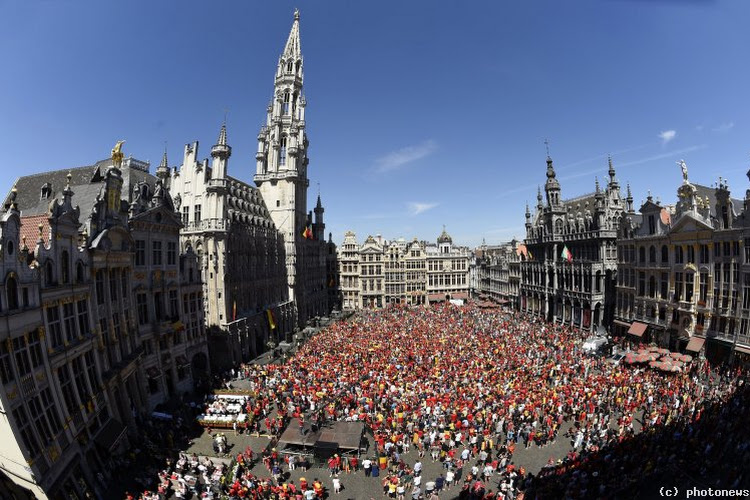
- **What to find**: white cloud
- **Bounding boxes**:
[408,202,438,215]
[374,140,437,173]
[713,122,734,133]
[659,130,676,144]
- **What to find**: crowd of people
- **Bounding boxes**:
[127,302,749,499]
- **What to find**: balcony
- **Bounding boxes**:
[206,178,228,193]
[182,218,230,234]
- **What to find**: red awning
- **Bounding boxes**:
[685,336,706,353]
[428,294,444,302]
[452,292,469,300]
[628,322,648,337]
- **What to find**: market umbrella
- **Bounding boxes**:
[655,348,670,355]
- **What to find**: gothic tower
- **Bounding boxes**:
[254,9,310,298]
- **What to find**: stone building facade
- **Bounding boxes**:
[520,155,625,332]
[253,10,329,328]
[337,230,469,309]
[166,11,331,368]
[615,163,750,364]
[166,130,292,370]
[425,229,471,303]
[1,149,208,499]
[475,239,522,307]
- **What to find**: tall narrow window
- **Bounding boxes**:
[61,250,70,284]
[194,205,201,224]
[6,276,18,310]
[152,241,162,266]
[72,357,91,412]
[169,290,178,319]
[58,365,78,415]
[45,261,54,286]
[47,306,63,349]
[76,261,85,283]
[675,272,683,302]
[63,302,77,342]
[13,337,31,376]
[137,293,149,325]
[279,136,287,166]
[135,240,146,267]
[167,242,177,266]
[0,340,14,384]
[283,91,291,115]
[182,206,190,226]
[121,269,128,297]
[96,270,105,305]
[13,406,40,457]
[109,271,118,302]
[76,299,90,336]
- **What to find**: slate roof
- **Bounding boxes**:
[5,159,155,226]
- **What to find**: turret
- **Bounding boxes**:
[156,148,170,181]
[626,183,634,213]
[210,121,231,180]
[314,193,325,240]
[536,186,543,212]
[544,155,561,207]
[525,202,532,232]
[715,177,734,229]
[607,155,618,190]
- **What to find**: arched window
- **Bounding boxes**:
[639,247,646,263]
[675,246,684,264]
[282,91,291,115]
[76,261,85,283]
[661,245,668,263]
[295,61,301,74]
[286,60,293,73]
[6,275,18,310]
[61,250,70,284]
[649,245,656,263]
[279,136,287,167]
[648,275,656,298]
[45,260,54,286]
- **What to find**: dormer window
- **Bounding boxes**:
[41,183,52,200]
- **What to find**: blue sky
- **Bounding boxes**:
[1,0,748,248]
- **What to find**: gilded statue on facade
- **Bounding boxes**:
[111,140,126,167]
[677,159,688,182]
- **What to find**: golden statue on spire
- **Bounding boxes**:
[111,140,126,168]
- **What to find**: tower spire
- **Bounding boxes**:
[217,120,227,146]
[156,144,169,182]
[283,9,302,59]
